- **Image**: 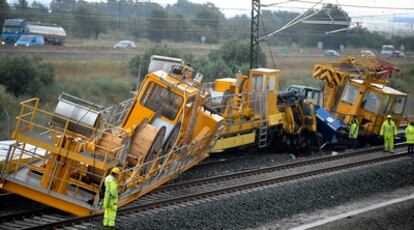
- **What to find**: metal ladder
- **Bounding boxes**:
[258,93,268,148]
[258,119,268,148]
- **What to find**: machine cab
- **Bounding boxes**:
[245,68,281,117]
[287,84,322,107]
[336,79,407,135]
[122,69,198,146]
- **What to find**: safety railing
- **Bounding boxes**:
[201,82,215,93]
[118,131,217,197]
[204,91,268,132]
[13,98,129,166]
[100,98,134,128]
[2,143,105,208]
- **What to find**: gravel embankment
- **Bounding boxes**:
[171,149,329,183]
[90,157,414,229]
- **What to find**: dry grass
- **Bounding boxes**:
[65,38,219,51]
[47,59,130,82]
[275,57,322,89]
[43,59,135,106]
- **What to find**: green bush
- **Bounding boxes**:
[208,39,267,71]
[0,87,19,139]
[0,56,55,97]
[192,57,232,82]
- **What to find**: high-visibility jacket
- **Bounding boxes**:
[103,175,118,209]
[406,124,414,144]
[380,119,397,139]
[349,121,359,139]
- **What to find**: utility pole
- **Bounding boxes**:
[250,0,260,69]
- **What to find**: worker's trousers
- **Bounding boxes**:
[384,137,394,153]
[103,207,117,227]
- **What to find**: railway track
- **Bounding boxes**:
[0,143,408,230]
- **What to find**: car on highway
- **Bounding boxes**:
[324,49,340,57]
[361,50,375,57]
[14,35,44,47]
[114,40,136,48]
[391,50,406,58]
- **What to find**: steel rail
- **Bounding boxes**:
[157,143,406,192]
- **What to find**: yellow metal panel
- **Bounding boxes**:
[0,181,93,216]
[212,132,256,152]
[268,113,284,126]
[214,78,236,92]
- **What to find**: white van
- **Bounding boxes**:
[380,45,394,56]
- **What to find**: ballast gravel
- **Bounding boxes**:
[91,157,414,229]
[171,149,316,183]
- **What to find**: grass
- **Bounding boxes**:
[45,59,135,105]
[48,59,130,82]
[275,57,320,89]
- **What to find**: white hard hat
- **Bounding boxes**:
[387,115,392,119]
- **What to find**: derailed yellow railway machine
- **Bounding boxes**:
[313,56,407,139]
[203,68,318,153]
[0,56,223,216]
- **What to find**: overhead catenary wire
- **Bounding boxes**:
[258,0,325,42]
[259,13,276,69]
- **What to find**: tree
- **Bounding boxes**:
[291,4,352,49]
[147,9,169,42]
[0,0,9,30]
[208,40,267,72]
[90,12,104,39]
[0,87,18,139]
[72,5,104,39]
[169,14,188,41]
[193,10,220,31]
[192,57,232,82]
[16,0,28,16]
[29,1,49,21]
[0,56,55,97]
[50,0,76,12]
[72,5,91,37]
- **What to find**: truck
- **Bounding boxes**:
[1,19,66,45]
[380,45,394,56]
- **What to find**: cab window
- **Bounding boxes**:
[252,74,264,91]
[141,82,183,120]
[392,96,406,115]
[380,95,392,114]
[306,89,320,106]
[361,90,380,114]
[342,84,359,104]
